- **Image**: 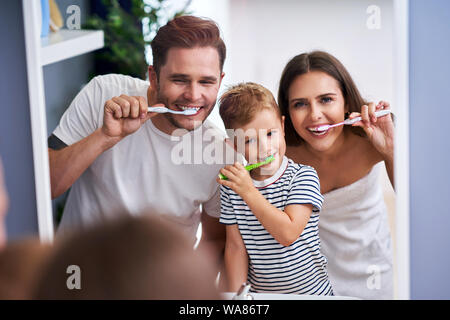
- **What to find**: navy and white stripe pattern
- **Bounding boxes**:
[220,156,333,295]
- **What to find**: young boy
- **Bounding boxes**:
[217,82,333,295]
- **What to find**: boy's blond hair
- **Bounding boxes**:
[219,82,281,129]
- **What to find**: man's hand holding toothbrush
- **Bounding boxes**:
[49,85,163,199]
[102,86,164,143]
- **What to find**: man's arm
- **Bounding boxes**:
[197,210,226,270]
[49,94,160,199]
[49,129,120,198]
[224,224,248,292]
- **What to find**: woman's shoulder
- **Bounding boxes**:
[285,157,319,180]
[347,132,384,166]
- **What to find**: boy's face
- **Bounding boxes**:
[232,109,286,179]
[149,46,224,133]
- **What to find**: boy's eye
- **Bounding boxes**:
[245,138,256,144]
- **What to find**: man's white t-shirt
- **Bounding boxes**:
[53,74,235,240]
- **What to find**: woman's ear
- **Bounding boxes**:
[344,104,350,119]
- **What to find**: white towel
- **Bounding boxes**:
[319,163,393,299]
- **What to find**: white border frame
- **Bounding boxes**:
[393,0,410,300]
[22,0,54,243]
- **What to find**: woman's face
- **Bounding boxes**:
[288,71,347,153]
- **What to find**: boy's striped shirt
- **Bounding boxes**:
[220,156,333,295]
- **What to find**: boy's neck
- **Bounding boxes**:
[250,156,285,181]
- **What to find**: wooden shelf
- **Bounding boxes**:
[40,29,104,66]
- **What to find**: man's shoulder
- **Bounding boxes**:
[201,120,227,139]
[91,73,149,94]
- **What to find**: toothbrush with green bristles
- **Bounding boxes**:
[218,155,275,180]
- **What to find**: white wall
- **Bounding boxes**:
[190,0,394,133]
[189,0,397,293]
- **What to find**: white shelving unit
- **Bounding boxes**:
[41,29,104,66]
[22,0,104,242]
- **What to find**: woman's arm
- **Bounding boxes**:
[350,101,395,189]
[224,224,248,292]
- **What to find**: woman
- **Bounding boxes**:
[278,51,394,299]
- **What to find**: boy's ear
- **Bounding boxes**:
[281,115,286,136]
[224,138,237,152]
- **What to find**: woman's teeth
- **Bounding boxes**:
[308,128,328,135]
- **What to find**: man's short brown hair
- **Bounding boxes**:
[151,15,226,77]
[219,82,281,129]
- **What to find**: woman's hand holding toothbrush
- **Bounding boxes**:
[349,101,395,161]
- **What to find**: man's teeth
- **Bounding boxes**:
[178,105,201,111]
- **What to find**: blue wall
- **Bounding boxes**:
[409,0,450,299]
[0,1,39,240]
[44,0,93,135]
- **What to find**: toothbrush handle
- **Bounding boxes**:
[148,106,167,113]
[218,163,257,180]
[344,109,391,125]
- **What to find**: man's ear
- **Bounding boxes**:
[148,66,158,88]
[218,72,225,87]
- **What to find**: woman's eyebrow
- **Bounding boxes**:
[317,93,337,98]
[289,97,308,103]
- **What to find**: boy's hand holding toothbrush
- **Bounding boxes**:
[349,101,395,161]
[217,163,257,199]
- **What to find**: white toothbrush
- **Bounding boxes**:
[147,106,198,115]
[314,109,391,132]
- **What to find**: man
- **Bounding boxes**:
[48,16,232,267]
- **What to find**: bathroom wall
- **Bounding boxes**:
[409,0,450,299]
[44,0,93,134]
[0,1,39,240]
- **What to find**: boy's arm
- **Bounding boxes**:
[217,162,314,247]
[224,224,248,292]
[242,191,312,247]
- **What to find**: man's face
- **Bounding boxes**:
[150,46,224,133]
